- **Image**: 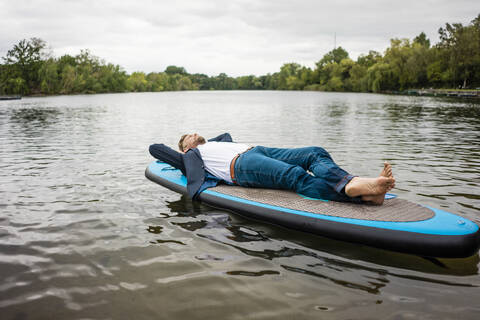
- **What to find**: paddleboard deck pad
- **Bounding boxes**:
[146,161,480,258]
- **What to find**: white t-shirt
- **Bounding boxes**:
[197,142,250,183]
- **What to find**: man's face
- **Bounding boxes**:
[182,133,206,152]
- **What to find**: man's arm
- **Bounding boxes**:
[149,144,186,175]
[208,133,233,142]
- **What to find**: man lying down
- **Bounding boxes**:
[149,133,395,205]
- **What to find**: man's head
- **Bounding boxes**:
[178,133,206,152]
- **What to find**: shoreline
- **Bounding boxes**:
[380,88,480,99]
[3,88,480,100]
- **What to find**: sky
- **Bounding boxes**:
[0,0,478,77]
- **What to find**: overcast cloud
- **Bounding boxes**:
[0,0,478,76]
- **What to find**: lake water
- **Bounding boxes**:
[1,91,479,319]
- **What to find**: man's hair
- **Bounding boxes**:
[178,134,188,151]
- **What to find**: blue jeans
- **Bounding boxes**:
[234,146,361,203]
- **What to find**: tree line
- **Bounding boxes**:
[1,14,479,96]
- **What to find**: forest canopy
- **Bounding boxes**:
[1,14,479,95]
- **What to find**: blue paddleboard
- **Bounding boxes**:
[146,161,480,258]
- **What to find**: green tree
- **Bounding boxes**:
[413,32,431,48]
[382,38,412,90]
[128,72,148,92]
[57,54,77,70]
[316,47,349,68]
[278,63,304,90]
[349,64,368,92]
[74,50,102,93]
[352,51,382,91]
[438,16,480,88]
[146,72,169,91]
[95,64,128,93]
[263,73,279,90]
[213,73,235,90]
[366,62,396,92]
[176,75,194,90]
[190,73,212,90]
[325,76,343,91]
[314,47,350,89]
[408,43,431,87]
[339,58,355,91]
[2,37,47,94]
[3,77,27,95]
[38,58,59,94]
[426,58,450,87]
[357,51,381,68]
[165,65,187,75]
[236,75,263,89]
[60,64,77,94]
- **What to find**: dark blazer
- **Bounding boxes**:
[149,133,233,199]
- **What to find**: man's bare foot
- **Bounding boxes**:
[360,162,396,205]
[345,176,395,198]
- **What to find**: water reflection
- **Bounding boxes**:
[163,197,480,282]
[157,199,480,296]
[282,264,386,294]
[165,195,208,217]
[10,107,61,124]
[383,102,480,125]
[226,270,280,276]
